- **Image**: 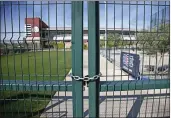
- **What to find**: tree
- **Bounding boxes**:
[100,38,105,48]
[137,23,170,73]
[137,24,169,54]
[100,33,122,48]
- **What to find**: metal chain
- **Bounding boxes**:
[70,73,102,82]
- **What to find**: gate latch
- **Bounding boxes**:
[70,72,102,87]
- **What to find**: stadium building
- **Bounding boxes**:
[25,18,136,49]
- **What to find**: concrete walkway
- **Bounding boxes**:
[66,50,132,81]
[40,50,169,118]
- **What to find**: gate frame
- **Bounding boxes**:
[71,1,84,117]
[0,1,170,118]
[88,1,100,117]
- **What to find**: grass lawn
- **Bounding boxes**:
[1,51,71,80]
[1,51,71,118]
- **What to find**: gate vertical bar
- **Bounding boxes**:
[88,1,100,117]
[71,1,83,117]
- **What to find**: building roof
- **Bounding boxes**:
[25,17,49,28]
[42,27,136,31]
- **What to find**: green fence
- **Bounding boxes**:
[0,1,170,118]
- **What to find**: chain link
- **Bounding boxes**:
[69,73,102,82]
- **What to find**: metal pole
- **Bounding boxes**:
[88,1,100,117]
[105,1,107,54]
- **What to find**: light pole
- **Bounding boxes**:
[104,1,107,56]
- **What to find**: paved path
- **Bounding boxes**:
[66,50,132,81]
[40,50,169,118]
[101,49,169,79]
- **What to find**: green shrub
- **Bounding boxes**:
[69,44,87,50]
[83,44,88,50]
[0,48,9,55]
[7,48,27,54]
[58,42,65,49]
[100,40,105,48]
[53,42,65,49]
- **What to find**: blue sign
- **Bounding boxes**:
[120,52,140,78]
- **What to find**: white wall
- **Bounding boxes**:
[122,35,136,40]
[53,35,104,41]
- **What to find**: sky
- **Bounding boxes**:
[0,1,170,41]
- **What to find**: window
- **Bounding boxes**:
[25,24,32,36]
[26,33,32,36]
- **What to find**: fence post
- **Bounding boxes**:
[88,1,100,117]
[71,1,83,117]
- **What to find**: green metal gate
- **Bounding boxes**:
[0,1,170,118]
